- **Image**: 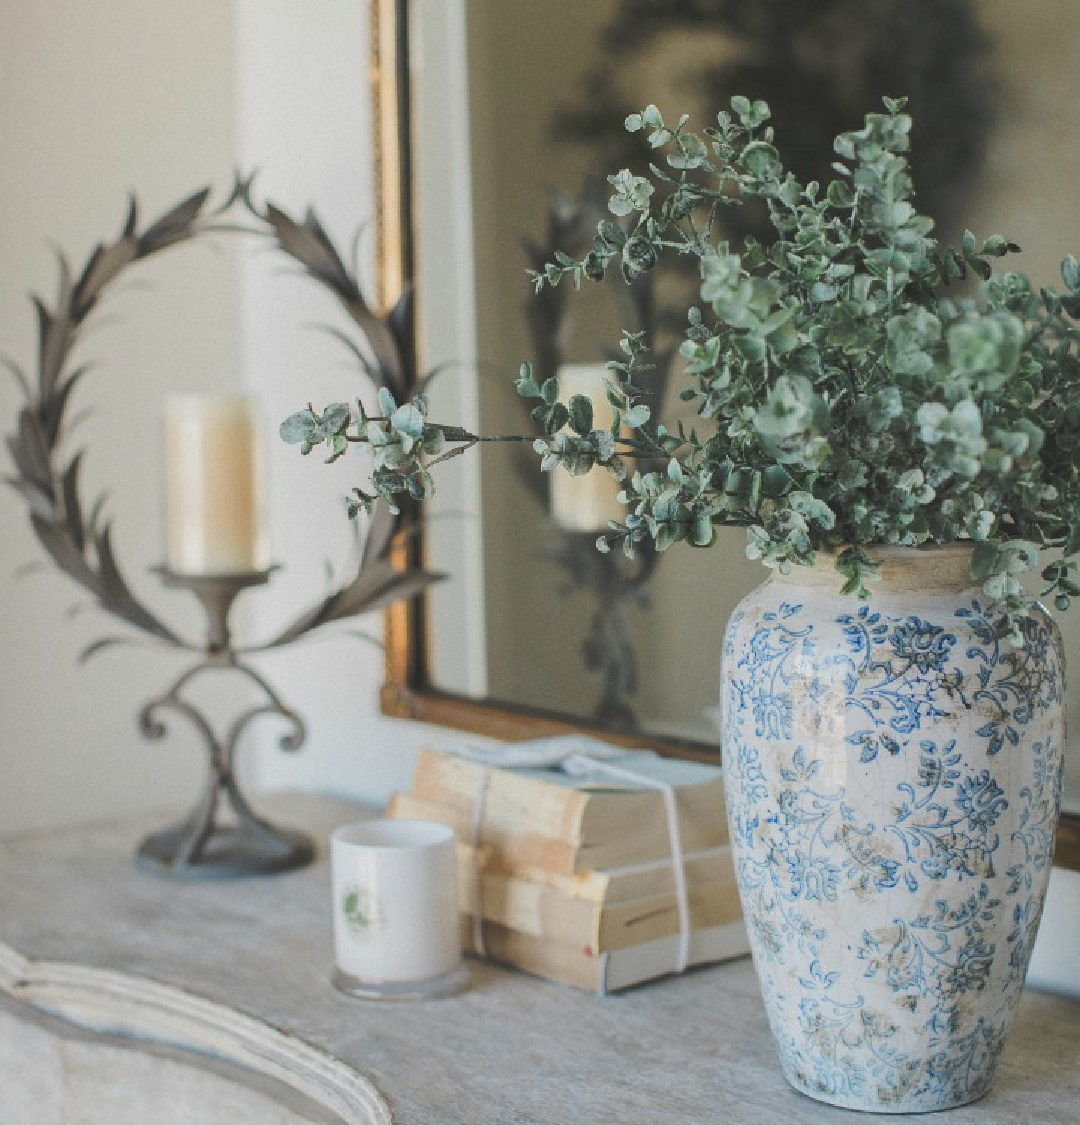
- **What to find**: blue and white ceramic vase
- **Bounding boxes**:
[721,545,1064,1113]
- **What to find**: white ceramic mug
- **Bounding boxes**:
[330,819,465,999]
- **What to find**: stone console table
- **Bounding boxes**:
[1,795,1078,1124]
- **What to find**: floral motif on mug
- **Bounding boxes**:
[341,883,383,936]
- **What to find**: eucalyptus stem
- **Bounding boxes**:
[283,93,1080,643]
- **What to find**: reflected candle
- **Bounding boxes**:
[549,363,625,532]
[164,395,268,575]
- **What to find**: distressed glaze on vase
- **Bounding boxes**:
[721,546,1064,1114]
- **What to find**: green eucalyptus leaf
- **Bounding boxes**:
[326,433,349,462]
[826,179,855,208]
[568,394,594,436]
[742,141,781,180]
[390,402,424,439]
[376,386,397,417]
[690,512,715,547]
[970,540,1001,580]
[591,429,616,462]
[623,404,651,428]
[1063,255,1080,292]
[516,362,541,398]
[762,464,796,498]
[597,220,627,250]
[319,402,351,437]
[280,410,319,444]
[275,91,1080,638]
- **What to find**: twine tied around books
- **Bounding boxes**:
[454,737,692,975]
[467,765,494,958]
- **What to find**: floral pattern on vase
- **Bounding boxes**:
[721,547,1064,1113]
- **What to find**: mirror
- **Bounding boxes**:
[377,0,1080,868]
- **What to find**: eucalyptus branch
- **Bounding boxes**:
[338,421,537,446]
[283,94,1080,643]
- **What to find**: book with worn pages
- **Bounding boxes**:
[462,917,750,995]
[391,746,729,874]
[386,744,750,993]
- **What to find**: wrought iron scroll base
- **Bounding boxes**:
[136,569,314,879]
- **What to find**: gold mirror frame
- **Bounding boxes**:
[370,0,1080,868]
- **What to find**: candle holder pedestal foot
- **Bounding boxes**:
[136,791,315,881]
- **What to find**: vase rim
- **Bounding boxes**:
[771,542,977,594]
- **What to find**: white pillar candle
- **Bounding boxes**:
[550,363,625,533]
[164,395,268,575]
[331,819,465,998]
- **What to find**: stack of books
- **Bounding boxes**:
[385,745,749,993]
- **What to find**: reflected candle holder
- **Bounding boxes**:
[548,533,659,732]
[136,567,314,879]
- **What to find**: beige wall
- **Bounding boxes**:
[0,1,451,835]
[0,1,242,831]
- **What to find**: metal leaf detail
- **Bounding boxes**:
[257,199,410,402]
[6,178,439,661]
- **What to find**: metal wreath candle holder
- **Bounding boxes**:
[5,179,439,878]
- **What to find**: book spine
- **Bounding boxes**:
[594,876,741,951]
[599,920,750,995]
[462,918,751,994]
[461,865,742,953]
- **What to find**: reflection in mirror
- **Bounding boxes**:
[404,0,1080,827]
